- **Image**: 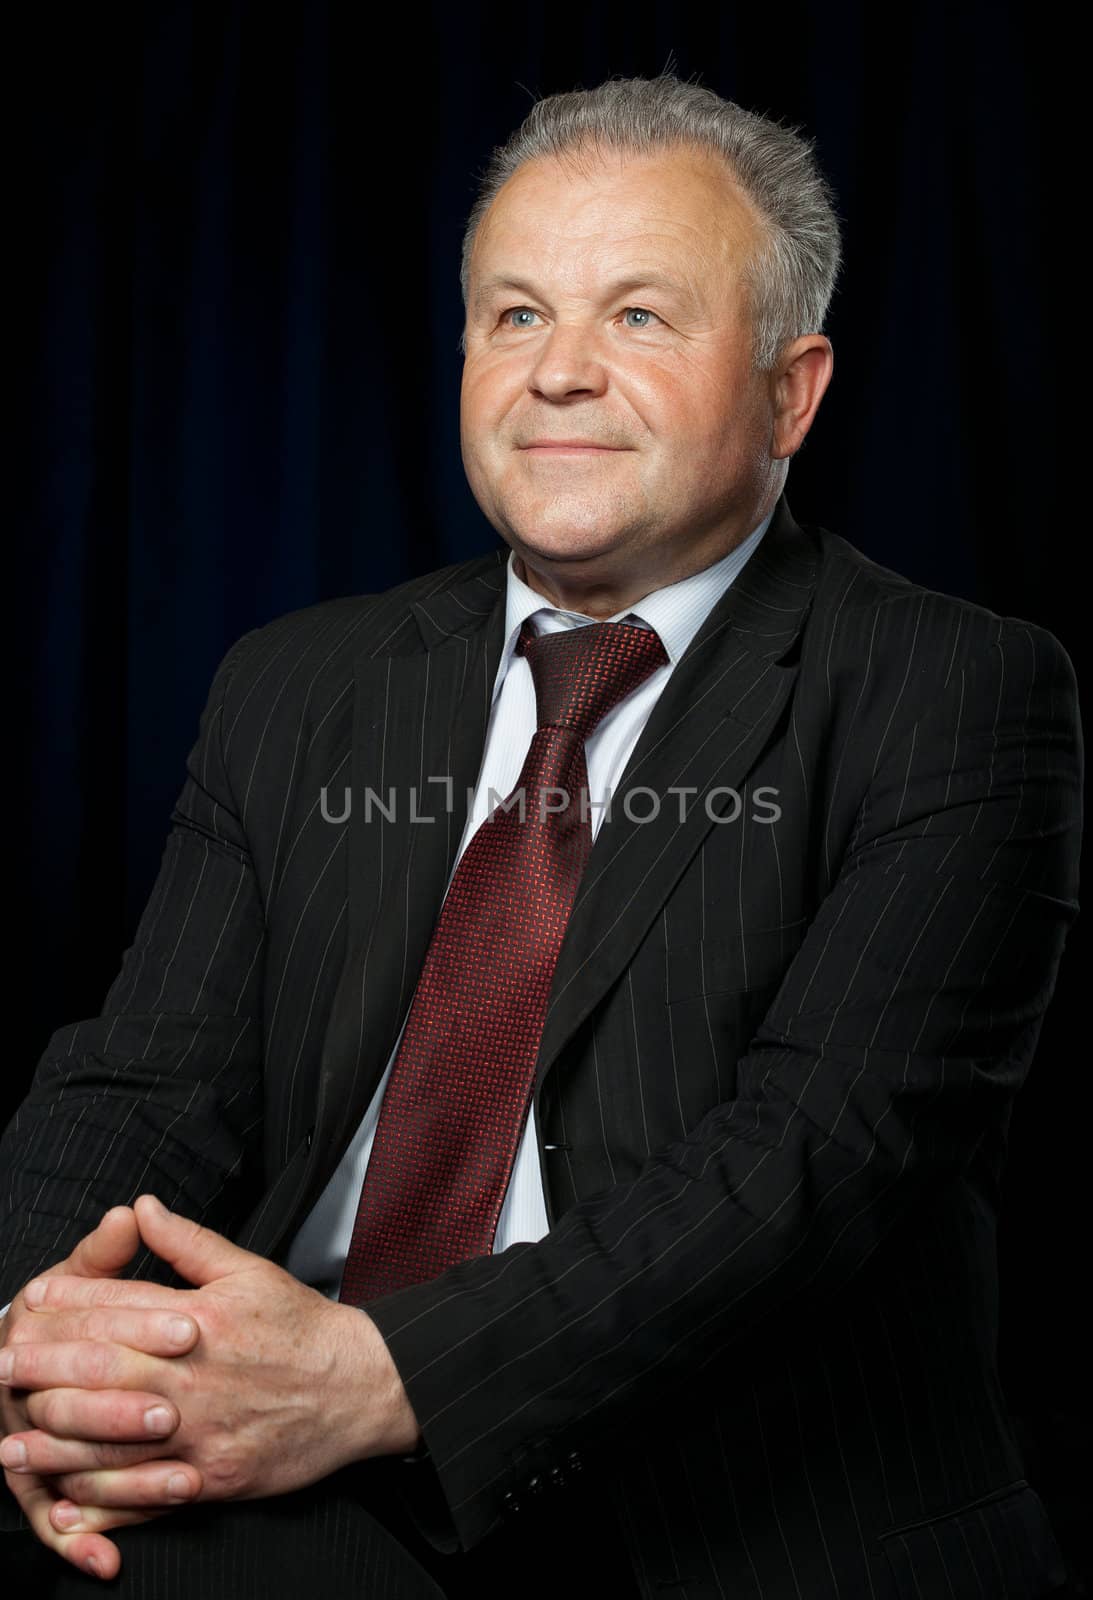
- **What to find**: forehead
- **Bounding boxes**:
[469,145,761,297]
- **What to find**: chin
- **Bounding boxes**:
[513,533,621,568]
[508,512,631,560]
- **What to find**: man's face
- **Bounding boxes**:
[460,144,785,601]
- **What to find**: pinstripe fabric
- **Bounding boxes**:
[1,1468,447,1597]
[0,497,1082,1598]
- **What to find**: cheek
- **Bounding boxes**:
[462,350,525,408]
[699,380,771,465]
[459,371,490,433]
[628,356,731,439]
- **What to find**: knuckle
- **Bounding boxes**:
[94,1439,129,1469]
[37,1391,65,1433]
[95,1394,132,1437]
[83,1306,130,1346]
[79,1308,107,1343]
[57,1471,94,1502]
[202,1436,247,1498]
[166,1359,198,1404]
[6,1313,34,1347]
[96,1279,131,1307]
[82,1341,115,1386]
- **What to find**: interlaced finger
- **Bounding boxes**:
[50,1459,201,1510]
[0,1338,165,1395]
[22,1274,193,1314]
[21,1383,182,1442]
[7,1304,198,1358]
[1,1427,178,1477]
[5,1465,125,1580]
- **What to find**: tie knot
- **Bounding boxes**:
[517,618,668,739]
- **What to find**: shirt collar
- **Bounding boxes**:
[496,509,773,692]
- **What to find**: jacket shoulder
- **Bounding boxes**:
[207,547,507,709]
[236,547,505,656]
[805,521,1075,687]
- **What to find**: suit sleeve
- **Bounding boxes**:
[362,617,1083,1550]
[0,629,267,1308]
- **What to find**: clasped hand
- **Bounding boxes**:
[0,1194,420,1582]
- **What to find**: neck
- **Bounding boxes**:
[509,534,746,618]
[512,559,643,618]
[508,488,780,617]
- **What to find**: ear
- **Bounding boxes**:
[771,335,834,460]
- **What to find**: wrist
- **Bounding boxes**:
[338,1304,422,1459]
[375,1343,423,1455]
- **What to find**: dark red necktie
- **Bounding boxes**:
[338,616,668,1304]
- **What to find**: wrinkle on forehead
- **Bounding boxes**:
[470,144,766,318]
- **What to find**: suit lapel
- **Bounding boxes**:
[308,559,509,1180]
[535,497,818,1082]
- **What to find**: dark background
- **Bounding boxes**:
[10,1,1087,1587]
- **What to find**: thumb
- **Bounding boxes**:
[132,1193,249,1287]
[56,1205,141,1280]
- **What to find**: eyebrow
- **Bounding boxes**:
[470,272,700,318]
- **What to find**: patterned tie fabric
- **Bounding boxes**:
[338,616,669,1304]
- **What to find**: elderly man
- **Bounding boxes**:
[0,73,1081,1599]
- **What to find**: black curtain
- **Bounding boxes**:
[12,1,1086,1585]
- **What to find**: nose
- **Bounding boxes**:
[526,324,610,403]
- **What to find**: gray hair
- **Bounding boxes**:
[459,72,842,372]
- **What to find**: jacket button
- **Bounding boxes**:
[565,1449,583,1472]
[527,1475,544,1496]
[548,1466,566,1490]
[501,1491,522,1517]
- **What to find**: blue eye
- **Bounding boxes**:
[501,306,662,330]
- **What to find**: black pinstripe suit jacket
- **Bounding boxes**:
[1,496,1083,1598]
